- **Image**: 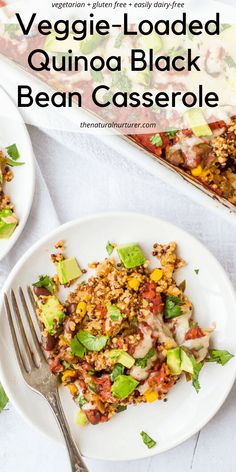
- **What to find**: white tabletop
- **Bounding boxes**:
[0,124,236,472]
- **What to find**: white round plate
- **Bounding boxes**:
[0,87,35,260]
[0,213,236,461]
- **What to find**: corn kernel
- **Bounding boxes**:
[68,384,78,396]
[164,340,175,350]
[144,388,159,403]
[191,165,202,177]
[62,370,75,382]
[150,268,163,282]
[76,301,87,317]
[128,278,140,291]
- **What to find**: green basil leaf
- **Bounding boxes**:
[0,384,8,412]
[140,431,156,449]
[194,269,199,274]
[71,336,87,357]
[191,356,203,393]
[77,330,108,351]
[33,275,55,295]
[6,144,20,160]
[110,363,124,381]
[108,305,123,321]
[150,134,163,147]
[106,241,114,256]
[206,349,234,366]
[164,296,183,319]
[135,347,156,368]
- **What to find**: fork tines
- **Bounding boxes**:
[4,288,45,376]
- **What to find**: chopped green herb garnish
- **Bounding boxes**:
[114,32,124,48]
[140,431,157,449]
[78,395,87,407]
[194,269,199,274]
[77,330,108,351]
[225,56,236,68]
[165,130,177,139]
[191,356,203,393]
[116,404,127,413]
[111,71,131,92]
[63,361,71,369]
[206,349,234,366]
[4,24,20,36]
[33,275,55,295]
[150,134,163,147]
[220,23,231,33]
[108,305,123,321]
[114,31,125,48]
[88,370,96,376]
[106,241,114,256]
[71,335,87,358]
[88,382,97,393]
[0,384,8,412]
[90,69,104,83]
[178,280,186,292]
[6,144,20,160]
[164,296,183,319]
[135,347,156,368]
[110,363,124,381]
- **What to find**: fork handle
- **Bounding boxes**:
[46,390,89,472]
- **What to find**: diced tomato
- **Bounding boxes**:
[150,294,163,315]
[50,357,63,373]
[149,363,175,391]
[185,325,204,340]
[97,305,107,317]
[94,375,115,402]
[141,282,157,300]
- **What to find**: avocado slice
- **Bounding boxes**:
[109,349,135,368]
[180,349,193,374]
[184,109,212,137]
[111,375,139,399]
[139,32,162,53]
[0,209,17,239]
[75,410,88,427]
[38,295,65,335]
[167,347,194,375]
[166,347,181,375]
[80,32,103,54]
[117,243,146,269]
[56,257,82,284]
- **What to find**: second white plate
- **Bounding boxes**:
[0,87,35,260]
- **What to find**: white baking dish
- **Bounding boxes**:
[0,53,236,226]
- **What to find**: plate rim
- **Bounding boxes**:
[0,211,236,461]
[0,86,36,261]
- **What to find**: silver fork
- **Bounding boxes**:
[4,288,89,472]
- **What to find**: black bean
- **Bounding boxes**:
[33,286,51,297]
[42,334,56,351]
[66,303,77,315]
